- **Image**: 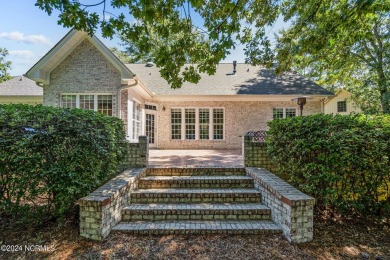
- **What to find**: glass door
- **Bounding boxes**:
[145,111,157,147]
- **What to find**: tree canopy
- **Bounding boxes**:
[0,48,12,83]
[35,0,390,113]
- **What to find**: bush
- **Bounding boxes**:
[0,104,127,222]
[267,114,390,216]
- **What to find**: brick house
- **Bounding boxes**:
[26,29,333,149]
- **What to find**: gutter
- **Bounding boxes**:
[117,78,138,119]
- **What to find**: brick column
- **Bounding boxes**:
[120,136,149,170]
[242,135,277,172]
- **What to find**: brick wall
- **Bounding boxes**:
[154,100,321,149]
[44,39,122,116]
[246,167,315,243]
[78,168,147,240]
[120,136,149,170]
[242,135,277,172]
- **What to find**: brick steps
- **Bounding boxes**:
[113,167,281,236]
[138,175,254,189]
[122,203,271,221]
[129,188,262,203]
[112,220,282,235]
[145,167,246,176]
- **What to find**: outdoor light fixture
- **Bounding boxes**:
[292,96,308,116]
[162,106,166,112]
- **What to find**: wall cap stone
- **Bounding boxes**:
[78,168,146,206]
[246,167,315,206]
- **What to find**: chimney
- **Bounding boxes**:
[233,61,237,74]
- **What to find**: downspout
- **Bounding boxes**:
[117,78,138,120]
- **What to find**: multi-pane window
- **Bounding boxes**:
[285,108,296,118]
[145,104,157,110]
[132,101,142,140]
[337,101,347,112]
[80,95,94,110]
[213,109,224,140]
[273,108,284,119]
[61,94,112,116]
[273,108,296,119]
[185,109,196,139]
[199,109,210,140]
[98,95,113,116]
[171,108,224,140]
[61,95,76,108]
[171,109,182,139]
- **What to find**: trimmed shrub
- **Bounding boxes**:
[267,114,390,216]
[0,104,127,221]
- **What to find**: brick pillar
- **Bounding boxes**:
[242,135,277,172]
[120,136,149,169]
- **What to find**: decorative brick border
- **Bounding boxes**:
[78,168,147,240]
[245,167,315,243]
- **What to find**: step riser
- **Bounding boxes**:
[122,213,271,221]
[112,229,281,236]
[146,169,246,176]
[130,197,261,203]
[138,180,254,189]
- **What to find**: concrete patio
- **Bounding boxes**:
[149,149,243,166]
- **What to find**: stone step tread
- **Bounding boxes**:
[112,220,282,233]
[123,203,270,212]
[140,176,253,180]
[133,188,260,194]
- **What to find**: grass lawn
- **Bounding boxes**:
[1,212,389,260]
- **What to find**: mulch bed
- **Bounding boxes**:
[1,213,389,260]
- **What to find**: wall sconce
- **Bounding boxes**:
[162,106,166,112]
[292,96,307,116]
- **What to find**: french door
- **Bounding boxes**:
[145,111,157,147]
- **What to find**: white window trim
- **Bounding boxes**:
[273,107,297,118]
[171,107,225,141]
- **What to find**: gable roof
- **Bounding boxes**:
[0,76,43,96]
[26,29,134,85]
[126,63,334,96]
[324,89,352,104]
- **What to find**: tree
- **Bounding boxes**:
[34,0,390,113]
[277,3,389,114]
[0,48,12,83]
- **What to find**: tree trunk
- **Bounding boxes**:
[377,70,389,114]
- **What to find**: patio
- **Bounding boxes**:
[149,149,243,167]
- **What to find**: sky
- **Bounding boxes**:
[0,1,287,76]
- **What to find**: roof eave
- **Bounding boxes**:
[25,29,134,85]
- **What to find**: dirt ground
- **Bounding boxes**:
[1,213,389,260]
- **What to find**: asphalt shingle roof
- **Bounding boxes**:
[126,63,333,96]
[0,76,43,96]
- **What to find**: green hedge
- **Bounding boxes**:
[267,114,390,216]
[0,104,127,221]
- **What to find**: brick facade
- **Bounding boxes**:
[42,37,322,150]
[44,39,122,116]
[152,100,321,149]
